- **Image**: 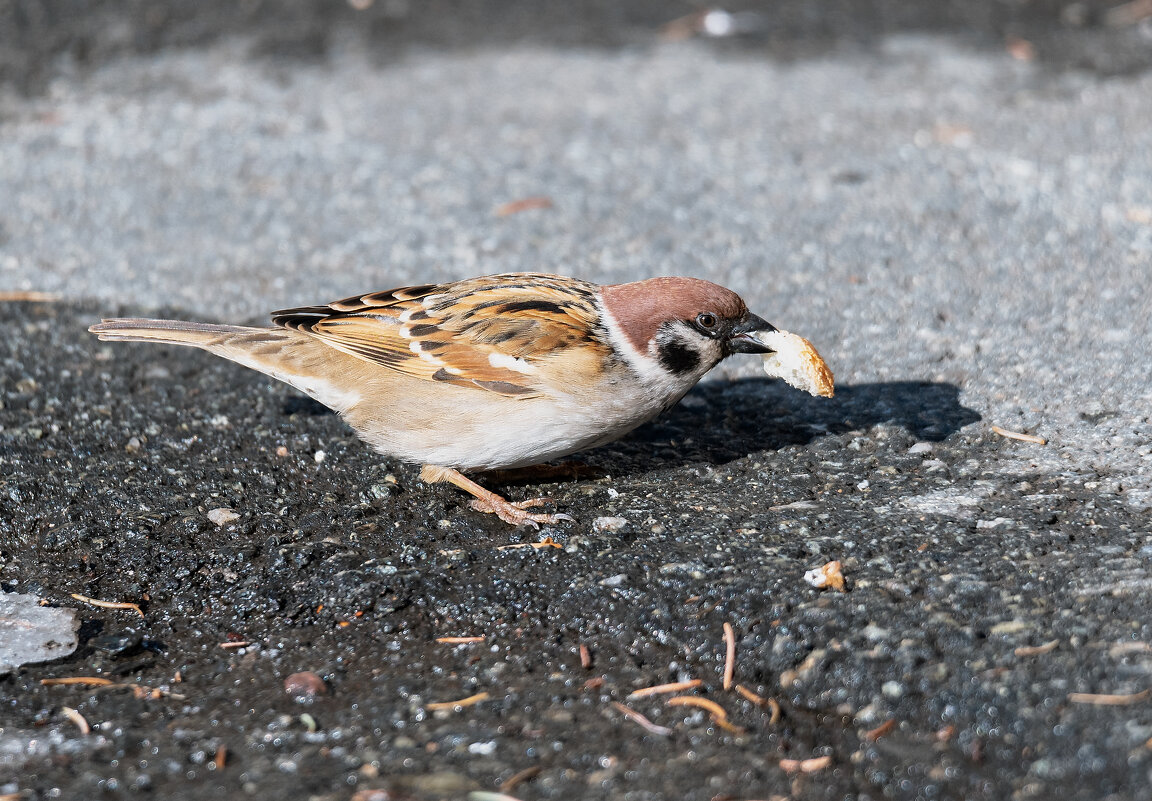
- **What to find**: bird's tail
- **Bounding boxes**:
[89,317,359,413]
[89,318,265,347]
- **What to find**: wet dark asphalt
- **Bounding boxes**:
[3,2,1152,799]
[3,299,1151,800]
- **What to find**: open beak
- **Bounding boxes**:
[728,313,778,354]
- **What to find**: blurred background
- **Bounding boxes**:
[4,0,1152,93]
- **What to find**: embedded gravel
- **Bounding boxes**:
[2,3,1152,800]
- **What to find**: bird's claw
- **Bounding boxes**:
[468,496,572,528]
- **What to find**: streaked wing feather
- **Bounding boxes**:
[270,273,609,399]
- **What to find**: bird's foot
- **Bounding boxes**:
[468,496,572,528]
[420,464,575,528]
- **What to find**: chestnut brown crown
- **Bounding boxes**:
[601,276,751,352]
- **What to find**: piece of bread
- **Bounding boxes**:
[752,329,834,398]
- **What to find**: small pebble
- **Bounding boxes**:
[91,632,142,656]
[591,516,629,533]
[207,508,240,527]
[284,671,328,700]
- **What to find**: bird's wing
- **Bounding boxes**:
[271,273,611,398]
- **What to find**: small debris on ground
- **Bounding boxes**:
[0,593,79,675]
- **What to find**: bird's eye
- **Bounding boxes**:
[696,312,719,330]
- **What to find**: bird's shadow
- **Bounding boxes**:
[281,378,980,479]
[587,378,981,475]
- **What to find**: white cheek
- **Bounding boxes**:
[599,307,709,400]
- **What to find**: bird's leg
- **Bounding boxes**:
[419,465,573,528]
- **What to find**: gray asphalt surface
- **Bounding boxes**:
[2,3,1152,800]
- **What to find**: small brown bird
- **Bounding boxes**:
[90,272,793,526]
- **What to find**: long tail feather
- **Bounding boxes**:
[88,317,359,412]
[89,318,260,347]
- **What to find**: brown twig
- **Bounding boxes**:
[579,643,593,669]
[610,701,672,736]
[214,746,227,771]
[779,755,832,774]
[991,426,1046,445]
[496,536,562,551]
[495,196,554,216]
[436,636,485,644]
[41,677,115,687]
[722,622,736,690]
[864,719,897,742]
[1014,640,1059,657]
[0,291,60,302]
[219,641,252,649]
[42,676,186,700]
[1067,689,1150,706]
[627,679,702,698]
[62,706,90,735]
[69,593,144,618]
[426,691,491,711]
[500,765,542,793]
[733,684,782,724]
[666,695,745,734]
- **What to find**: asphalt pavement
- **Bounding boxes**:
[1,3,1151,800]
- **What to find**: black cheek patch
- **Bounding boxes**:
[657,340,701,374]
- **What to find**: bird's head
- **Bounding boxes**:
[601,276,777,383]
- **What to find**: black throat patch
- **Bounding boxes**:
[656,339,701,375]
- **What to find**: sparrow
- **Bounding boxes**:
[90,272,781,527]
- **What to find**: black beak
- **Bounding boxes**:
[728,313,777,354]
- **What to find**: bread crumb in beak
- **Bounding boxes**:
[747,329,834,398]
